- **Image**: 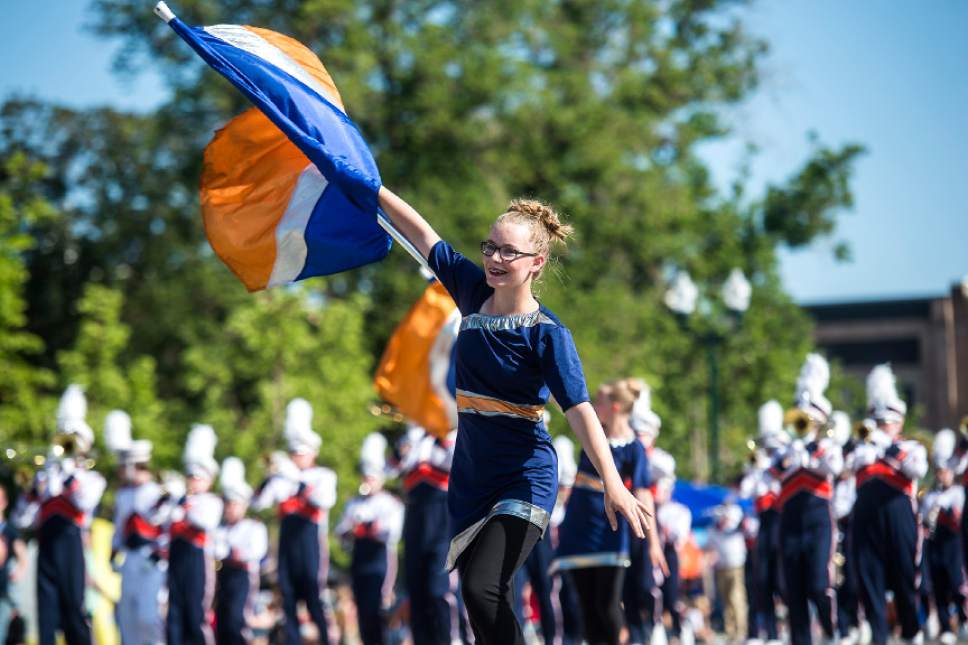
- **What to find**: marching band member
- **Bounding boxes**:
[251,398,337,645]
[624,385,666,645]
[335,433,404,645]
[107,410,164,645]
[772,354,843,645]
[653,449,691,643]
[394,425,456,645]
[15,385,106,645]
[740,400,786,645]
[552,434,584,645]
[164,423,223,645]
[213,457,268,645]
[850,364,927,645]
[554,378,653,645]
[922,428,965,644]
[830,412,860,645]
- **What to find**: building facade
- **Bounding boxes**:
[803,280,968,430]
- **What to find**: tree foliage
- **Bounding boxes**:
[0,0,868,490]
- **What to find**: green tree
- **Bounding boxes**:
[0,0,870,485]
[0,151,56,443]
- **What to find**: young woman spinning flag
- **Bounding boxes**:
[378,188,653,644]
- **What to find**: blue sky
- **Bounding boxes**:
[2,1,966,303]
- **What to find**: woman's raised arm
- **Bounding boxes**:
[378,186,442,260]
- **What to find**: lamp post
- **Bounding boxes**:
[665,268,751,482]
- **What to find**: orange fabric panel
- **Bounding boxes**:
[245,27,345,112]
[374,282,457,439]
[679,536,704,580]
[201,108,309,291]
[455,392,545,422]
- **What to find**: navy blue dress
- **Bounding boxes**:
[554,438,650,569]
[427,240,590,569]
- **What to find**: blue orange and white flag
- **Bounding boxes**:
[374,282,460,439]
[155,2,391,291]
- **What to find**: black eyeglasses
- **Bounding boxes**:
[480,240,539,261]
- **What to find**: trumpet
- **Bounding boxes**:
[958,415,968,452]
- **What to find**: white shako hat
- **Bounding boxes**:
[792,353,832,424]
[866,363,907,424]
[359,432,388,479]
[105,410,154,465]
[629,383,661,438]
[757,400,789,451]
[56,384,95,454]
[219,456,252,503]
[183,423,219,480]
[553,435,577,488]
[284,398,321,454]
[932,428,957,470]
[650,447,677,481]
[830,411,851,446]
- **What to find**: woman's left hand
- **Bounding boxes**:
[603,481,652,539]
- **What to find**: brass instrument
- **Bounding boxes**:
[745,438,759,464]
[784,408,813,436]
[854,419,875,443]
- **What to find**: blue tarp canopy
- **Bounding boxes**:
[672,480,752,528]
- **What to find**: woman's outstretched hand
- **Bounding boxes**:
[603,481,652,539]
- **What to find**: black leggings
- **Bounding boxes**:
[457,515,542,645]
[570,566,626,645]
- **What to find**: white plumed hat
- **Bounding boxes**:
[757,400,784,437]
[56,384,94,453]
[184,423,219,480]
[830,411,851,446]
[219,456,252,503]
[553,435,577,488]
[933,428,957,470]
[629,384,661,437]
[360,432,388,479]
[793,353,832,423]
[866,363,907,423]
[284,398,321,454]
[650,448,677,481]
[104,410,133,454]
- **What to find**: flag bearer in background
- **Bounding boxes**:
[163,424,223,645]
[554,378,654,645]
[772,354,843,645]
[106,409,164,645]
[14,385,106,645]
[850,364,927,645]
[336,433,404,645]
[214,457,268,645]
[922,428,965,644]
[252,398,337,645]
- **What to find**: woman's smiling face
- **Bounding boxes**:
[482,221,545,289]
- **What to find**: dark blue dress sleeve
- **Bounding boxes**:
[632,442,651,490]
[540,325,590,412]
[427,240,490,315]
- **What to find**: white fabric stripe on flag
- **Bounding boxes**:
[267,164,329,287]
[204,25,344,112]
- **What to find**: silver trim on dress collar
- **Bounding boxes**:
[445,499,551,570]
[460,310,556,332]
